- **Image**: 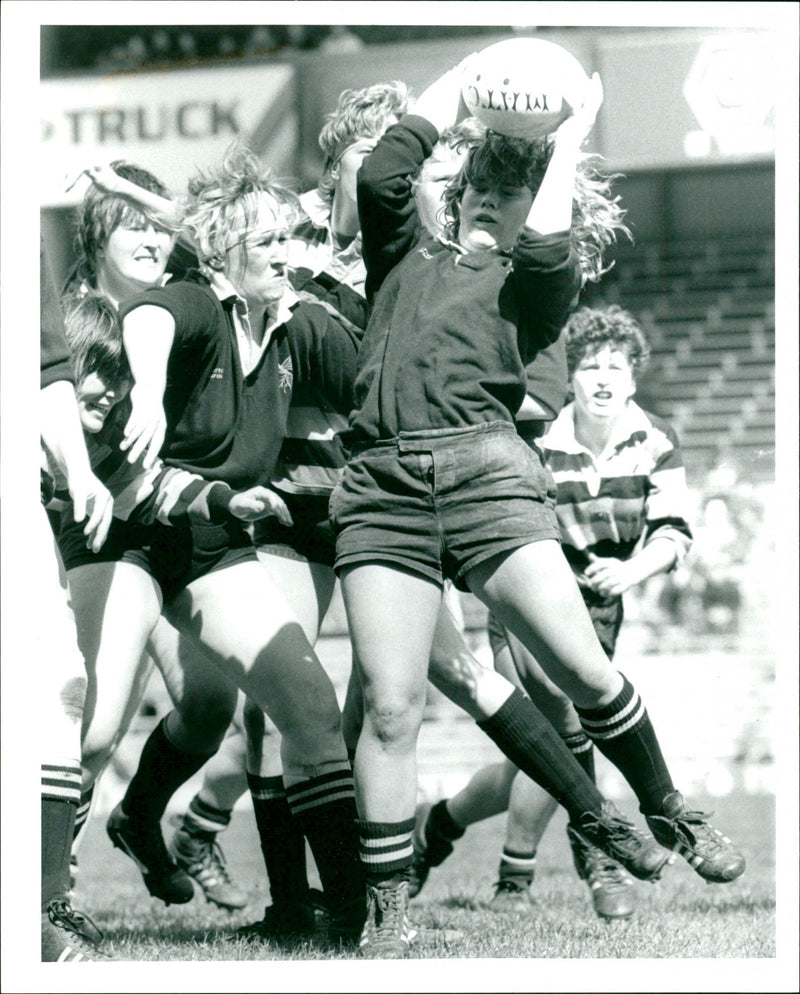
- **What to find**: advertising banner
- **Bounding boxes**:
[40,61,296,206]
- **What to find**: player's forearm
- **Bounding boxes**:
[525,141,579,236]
[112,175,180,227]
[410,64,465,134]
[627,538,679,587]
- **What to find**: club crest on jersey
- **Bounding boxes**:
[278,356,294,393]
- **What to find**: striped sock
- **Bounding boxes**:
[477,689,605,821]
[183,794,232,836]
[285,768,364,915]
[358,817,416,886]
[72,785,94,842]
[42,759,82,806]
[562,730,596,781]
[498,846,537,888]
[247,774,309,904]
[42,759,81,909]
[575,674,674,814]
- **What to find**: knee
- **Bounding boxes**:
[363,690,425,747]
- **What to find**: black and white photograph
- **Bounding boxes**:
[1,2,798,992]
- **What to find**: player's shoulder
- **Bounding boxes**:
[285,297,333,335]
[628,403,685,471]
[633,403,681,447]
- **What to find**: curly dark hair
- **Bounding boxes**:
[441,132,630,283]
[564,305,651,378]
[70,161,172,288]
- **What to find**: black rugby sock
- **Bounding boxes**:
[121,717,212,823]
[477,689,606,822]
[575,674,674,814]
[247,774,310,904]
[286,769,364,915]
[562,730,596,781]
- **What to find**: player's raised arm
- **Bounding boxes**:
[525,73,603,237]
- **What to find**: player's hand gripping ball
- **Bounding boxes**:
[461,38,590,139]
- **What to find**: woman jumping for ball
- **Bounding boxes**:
[331,60,745,957]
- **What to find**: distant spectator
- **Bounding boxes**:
[149,29,173,64]
[176,30,198,62]
[124,34,150,69]
[216,33,238,59]
[285,25,312,50]
[319,26,365,55]
[243,26,280,58]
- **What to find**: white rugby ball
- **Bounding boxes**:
[461,38,590,139]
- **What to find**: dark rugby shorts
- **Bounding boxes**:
[252,492,336,568]
[57,513,256,602]
[331,421,560,592]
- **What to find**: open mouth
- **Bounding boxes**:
[474,213,496,224]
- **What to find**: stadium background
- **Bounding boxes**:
[39,21,778,810]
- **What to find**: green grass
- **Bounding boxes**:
[74,792,775,963]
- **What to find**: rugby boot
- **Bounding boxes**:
[572,801,671,882]
[645,791,746,883]
[107,802,194,905]
[567,824,636,919]
[42,899,111,961]
[172,824,248,910]
[357,878,413,959]
[489,878,535,914]
[238,899,318,941]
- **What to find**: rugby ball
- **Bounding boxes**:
[461,38,590,139]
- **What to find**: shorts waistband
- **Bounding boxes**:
[350,421,516,455]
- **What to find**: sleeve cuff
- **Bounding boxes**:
[514,229,573,270]
[206,482,235,521]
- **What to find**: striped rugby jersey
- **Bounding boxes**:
[48,399,237,527]
[541,400,693,574]
[273,190,369,497]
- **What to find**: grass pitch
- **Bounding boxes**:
[74,791,774,963]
